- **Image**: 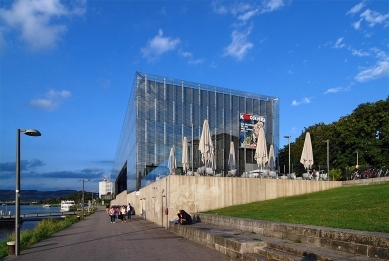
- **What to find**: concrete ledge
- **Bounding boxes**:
[168,222,265,259]
[342,177,389,186]
[193,214,389,259]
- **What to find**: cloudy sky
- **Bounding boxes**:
[0,0,388,191]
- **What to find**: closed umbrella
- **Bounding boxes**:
[198,119,214,169]
[300,132,314,170]
[182,137,189,173]
[167,146,176,174]
[228,141,236,170]
[268,144,275,170]
[254,124,268,169]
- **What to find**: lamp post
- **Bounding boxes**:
[284,136,291,174]
[82,179,90,219]
[323,140,330,180]
[354,150,359,166]
[189,123,195,173]
[16,128,41,256]
[92,190,96,210]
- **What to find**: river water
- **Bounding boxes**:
[0,205,61,242]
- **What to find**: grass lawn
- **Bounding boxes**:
[204,183,389,233]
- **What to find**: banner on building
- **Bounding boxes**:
[239,113,266,148]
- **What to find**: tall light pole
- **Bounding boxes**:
[16,128,41,256]
[82,179,90,219]
[323,140,330,180]
[284,136,291,174]
[92,190,95,210]
[354,150,359,166]
[189,123,195,173]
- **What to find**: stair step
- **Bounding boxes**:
[243,252,277,261]
[171,222,382,261]
[256,246,308,261]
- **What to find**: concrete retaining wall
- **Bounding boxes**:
[111,176,342,227]
[342,176,389,186]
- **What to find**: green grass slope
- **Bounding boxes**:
[204,183,389,233]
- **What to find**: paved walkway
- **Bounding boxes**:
[5,207,231,261]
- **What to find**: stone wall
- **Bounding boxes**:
[111,176,342,227]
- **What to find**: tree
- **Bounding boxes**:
[279,97,389,177]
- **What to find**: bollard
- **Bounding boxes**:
[7,241,15,255]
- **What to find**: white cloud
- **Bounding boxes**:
[223,27,253,60]
[360,9,389,27]
[30,89,72,110]
[238,9,259,23]
[333,37,346,49]
[351,48,369,57]
[188,59,204,65]
[141,29,180,62]
[355,60,389,82]
[346,2,365,15]
[213,0,283,19]
[291,97,312,106]
[211,0,228,14]
[352,18,363,30]
[324,86,351,94]
[262,0,284,13]
[178,49,204,65]
[0,0,85,51]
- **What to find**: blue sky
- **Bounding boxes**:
[0,0,388,191]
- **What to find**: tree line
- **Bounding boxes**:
[41,191,99,205]
[278,97,389,180]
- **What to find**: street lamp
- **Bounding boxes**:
[323,140,330,180]
[354,150,359,166]
[284,136,291,174]
[82,179,90,219]
[92,190,96,210]
[16,128,41,256]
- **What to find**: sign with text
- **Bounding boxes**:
[239,113,266,148]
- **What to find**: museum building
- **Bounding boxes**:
[111,72,280,195]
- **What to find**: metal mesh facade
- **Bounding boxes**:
[112,72,280,194]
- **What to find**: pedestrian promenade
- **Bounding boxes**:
[4,207,231,261]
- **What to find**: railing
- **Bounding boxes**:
[0,211,79,221]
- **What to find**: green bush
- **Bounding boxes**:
[330,168,342,181]
[0,215,80,259]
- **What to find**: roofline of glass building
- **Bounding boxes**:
[111,72,280,195]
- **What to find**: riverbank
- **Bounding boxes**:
[0,209,92,259]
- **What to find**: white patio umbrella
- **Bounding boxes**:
[254,125,268,169]
[182,137,189,173]
[268,144,275,170]
[167,146,176,174]
[228,141,236,170]
[300,132,314,170]
[198,119,214,169]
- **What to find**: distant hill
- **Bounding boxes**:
[0,189,79,203]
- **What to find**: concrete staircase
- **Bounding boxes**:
[168,214,389,260]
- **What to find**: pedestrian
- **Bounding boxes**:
[179,210,192,225]
[109,207,115,223]
[115,206,119,221]
[105,203,110,213]
[127,203,132,220]
[121,205,127,223]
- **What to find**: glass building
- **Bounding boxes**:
[111,72,280,194]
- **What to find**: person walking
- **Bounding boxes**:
[109,207,115,223]
[121,205,127,223]
[127,203,132,220]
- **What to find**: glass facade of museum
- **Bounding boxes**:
[111,72,280,194]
